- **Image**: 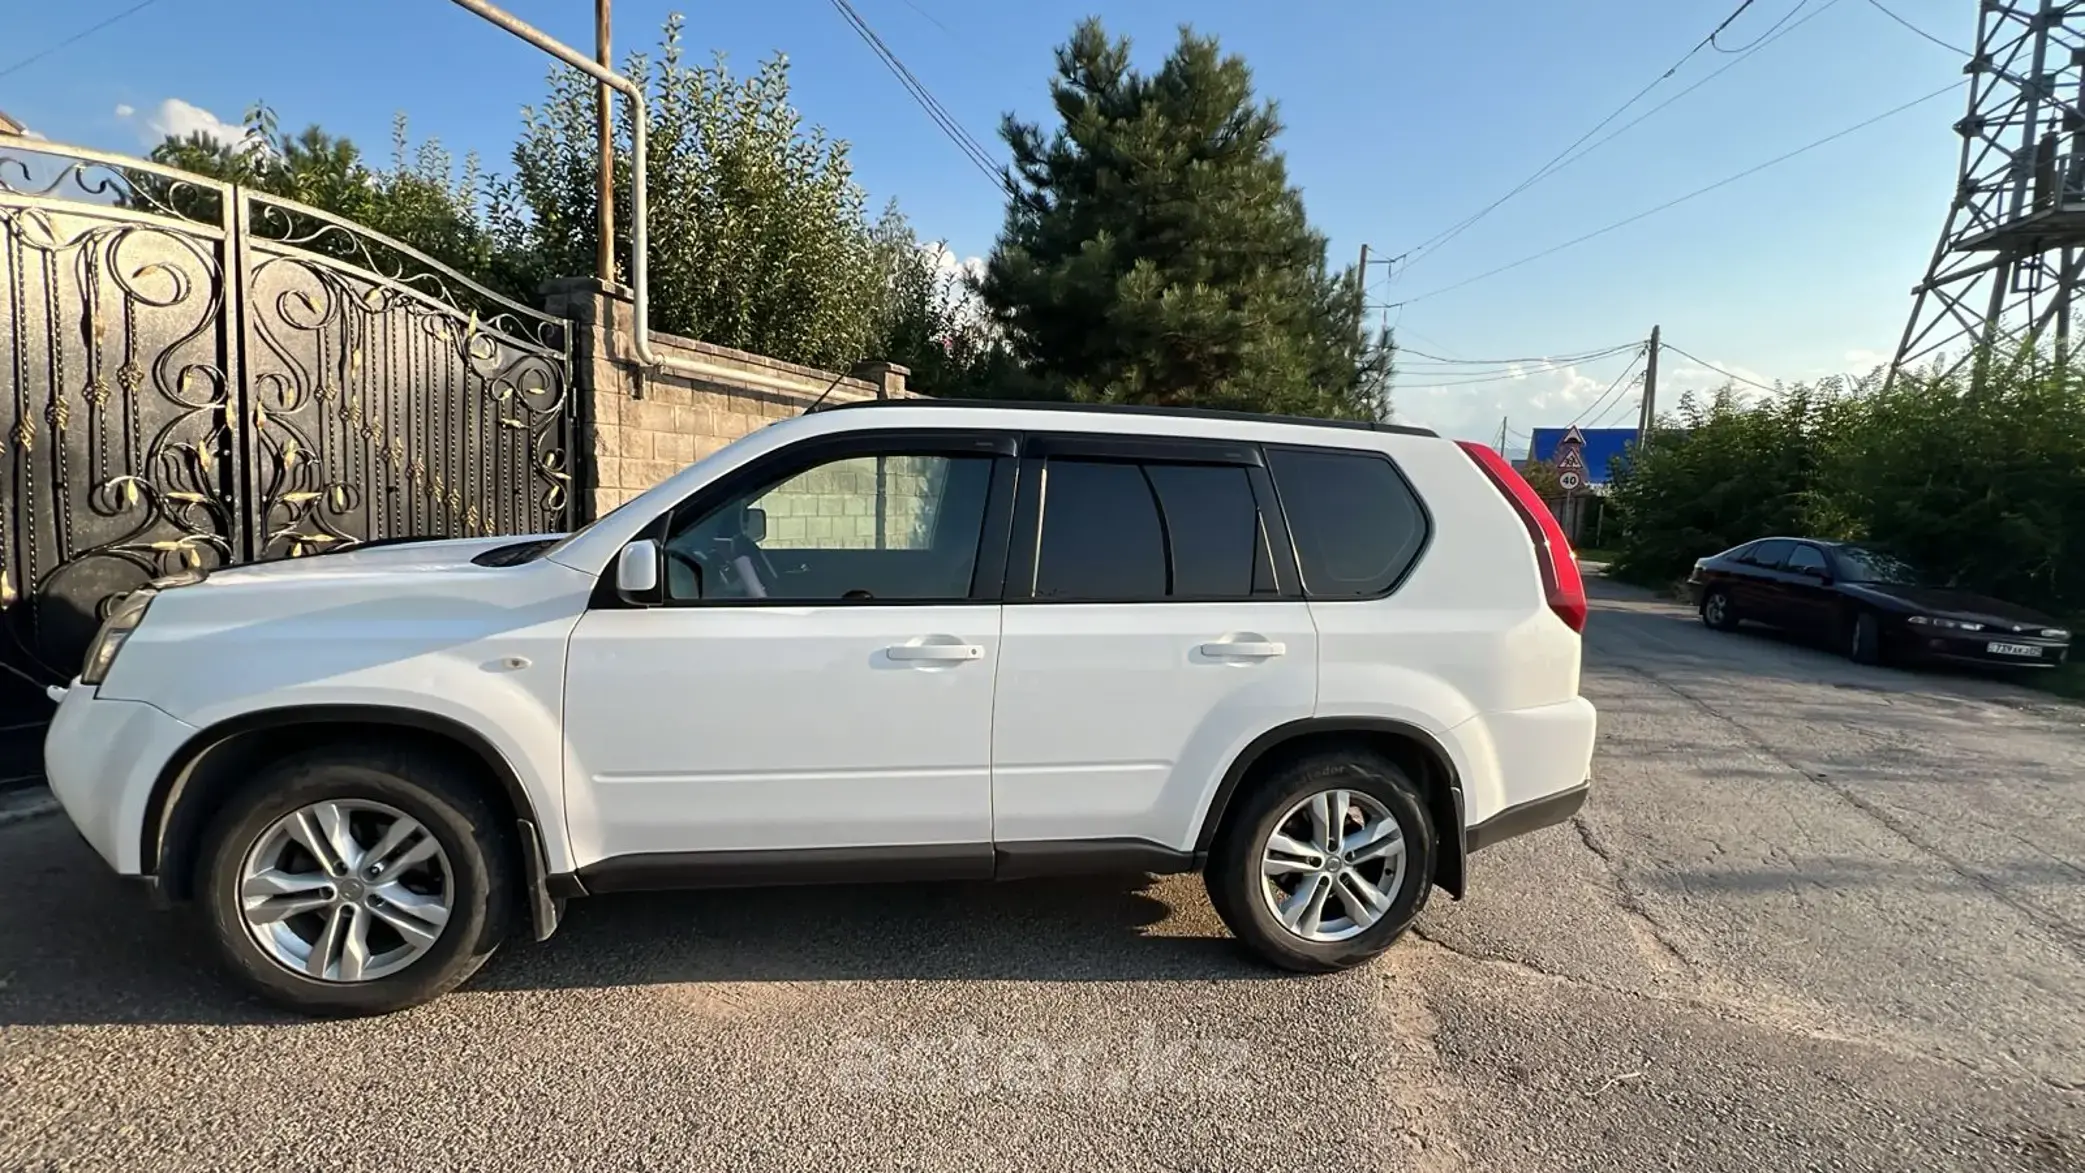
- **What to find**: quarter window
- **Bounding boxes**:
[1266,448,1427,599]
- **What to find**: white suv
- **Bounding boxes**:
[44,400,1596,1015]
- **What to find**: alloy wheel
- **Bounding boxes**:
[237,799,455,983]
[1258,788,1407,943]
[1705,592,1728,627]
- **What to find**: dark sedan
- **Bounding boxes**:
[1685,537,2073,669]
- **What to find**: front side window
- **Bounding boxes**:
[662,451,995,603]
[1266,447,1427,600]
[1835,545,1925,586]
[1031,459,1273,602]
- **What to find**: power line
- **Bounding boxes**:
[1398,342,1639,366]
[1396,0,1775,271]
[1569,352,1648,427]
[0,0,164,80]
[825,0,1007,193]
[1590,391,1642,428]
[1661,342,1778,390]
[1389,80,1963,309]
[1862,0,1967,55]
[1711,0,1814,53]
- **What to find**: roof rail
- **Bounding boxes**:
[813,397,1439,438]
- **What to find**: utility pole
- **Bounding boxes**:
[1356,243,1370,319]
[594,0,615,283]
[1638,324,1660,442]
[1496,416,1509,452]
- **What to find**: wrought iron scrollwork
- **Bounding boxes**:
[1,137,577,684]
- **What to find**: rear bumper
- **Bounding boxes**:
[1465,782,1589,853]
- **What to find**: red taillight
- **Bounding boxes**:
[1455,440,1588,633]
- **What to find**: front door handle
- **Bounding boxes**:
[887,643,984,663]
[1200,639,1286,659]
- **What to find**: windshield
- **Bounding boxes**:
[1835,546,1925,586]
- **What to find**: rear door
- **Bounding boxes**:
[1778,542,1837,635]
[1730,538,1794,622]
[989,435,1318,854]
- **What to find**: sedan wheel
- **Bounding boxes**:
[1701,587,1738,631]
[238,799,455,983]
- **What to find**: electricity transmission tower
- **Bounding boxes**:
[1891,0,2085,384]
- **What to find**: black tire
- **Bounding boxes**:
[1204,749,1436,974]
[195,746,516,1017]
[1848,610,1885,666]
[1700,586,1740,632]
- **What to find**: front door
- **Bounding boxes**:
[988,437,1319,852]
[562,430,1017,868]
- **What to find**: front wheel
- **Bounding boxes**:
[1205,749,1436,973]
[1848,610,1885,666]
[196,747,516,1017]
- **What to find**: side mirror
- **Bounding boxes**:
[741,505,767,544]
[615,539,661,602]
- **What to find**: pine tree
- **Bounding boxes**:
[978,19,1393,419]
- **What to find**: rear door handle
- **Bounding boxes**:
[887,643,984,662]
[1200,640,1286,659]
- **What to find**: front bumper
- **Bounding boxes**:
[1901,629,2070,668]
[44,684,199,874]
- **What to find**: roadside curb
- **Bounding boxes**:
[0,787,59,828]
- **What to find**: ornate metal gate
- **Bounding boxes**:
[0,140,577,692]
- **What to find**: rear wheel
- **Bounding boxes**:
[196,746,515,1017]
[1205,749,1436,973]
[1700,586,1739,632]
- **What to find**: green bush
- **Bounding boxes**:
[1607,346,2085,620]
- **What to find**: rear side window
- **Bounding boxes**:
[1031,459,1274,601]
[1744,539,1794,569]
[1267,447,1427,600]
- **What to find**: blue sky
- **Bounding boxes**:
[3,0,1969,444]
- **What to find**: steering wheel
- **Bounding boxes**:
[663,532,775,599]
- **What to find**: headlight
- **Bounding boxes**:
[1906,615,1984,631]
[2045,628,2073,640]
[80,590,154,687]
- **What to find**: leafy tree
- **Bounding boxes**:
[140,103,508,294]
[977,19,1394,419]
[494,15,987,383]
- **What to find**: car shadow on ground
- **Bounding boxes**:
[0,823,1274,1028]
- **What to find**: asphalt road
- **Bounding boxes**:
[3,576,2081,1172]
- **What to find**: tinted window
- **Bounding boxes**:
[1836,546,1925,586]
[1144,464,1263,598]
[1784,545,1828,575]
[1743,539,1794,569]
[663,451,994,602]
[1034,461,1167,600]
[1267,448,1427,599]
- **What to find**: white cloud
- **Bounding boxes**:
[929,243,986,284]
[1395,359,1641,445]
[116,98,244,149]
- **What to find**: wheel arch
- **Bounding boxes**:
[1197,717,1468,898]
[141,704,563,937]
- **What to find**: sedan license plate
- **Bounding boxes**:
[1986,641,2043,657]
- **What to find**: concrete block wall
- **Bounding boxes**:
[542,278,916,522]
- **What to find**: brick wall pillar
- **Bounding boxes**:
[850,360,911,399]
[541,277,637,524]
